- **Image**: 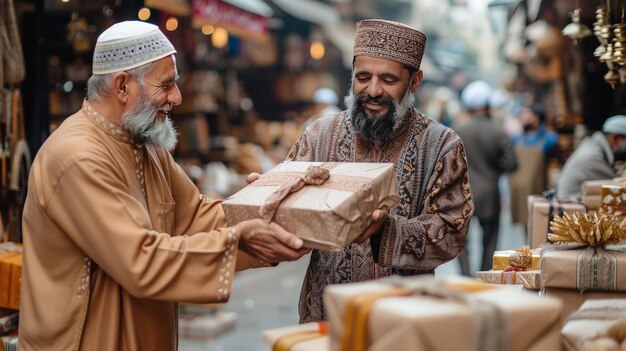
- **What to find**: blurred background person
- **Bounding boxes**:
[304,87,341,127]
[509,103,559,230]
[455,80,518,276]
[557,115,626,199]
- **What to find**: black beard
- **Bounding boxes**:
[350,93,397,144]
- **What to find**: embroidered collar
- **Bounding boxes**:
[82,99,132,145]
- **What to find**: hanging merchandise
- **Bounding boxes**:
[591,0,626,87]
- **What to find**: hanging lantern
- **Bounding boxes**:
[562,8,592,44]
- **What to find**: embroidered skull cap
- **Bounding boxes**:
[92,21,176,75]
[353,19,427,70]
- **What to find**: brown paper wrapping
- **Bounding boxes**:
[492,249,541,271]
[561,299,626,351]
[526,196,586,248]
[542,249,626,320]
[262,323,330,351]
[324,277,562,351]
[474,270,541,290]
[222,162,400,251]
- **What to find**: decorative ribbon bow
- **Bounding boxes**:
[258,165,330,224]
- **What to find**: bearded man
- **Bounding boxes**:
[287,19,474,322]
[19,21,309,350]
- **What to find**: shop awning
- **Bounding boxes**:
[271,0,340,26]
[192,0,272,41]
[145,0,192,16]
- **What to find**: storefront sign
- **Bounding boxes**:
[193,0,268,35]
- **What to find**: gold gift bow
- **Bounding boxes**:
[254,163,377,224]
[272,322,329,351]
[340,277,506,351]
[545,211,626,292]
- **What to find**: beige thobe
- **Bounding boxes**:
[19,100,261,350]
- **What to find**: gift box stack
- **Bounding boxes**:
[526,194,586,248]
[475,247,541,290]
[223,161,400,251]
[541,210,626,320]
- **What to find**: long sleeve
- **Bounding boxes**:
[377,141,474,270]
[45,155,240,303]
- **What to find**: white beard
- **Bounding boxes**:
[122,93,178,151]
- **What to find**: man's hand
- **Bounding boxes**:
[352,207,389,244]
[246,172,261,184]
[236,219,310,264]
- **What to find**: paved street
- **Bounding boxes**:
[180,180,527,351]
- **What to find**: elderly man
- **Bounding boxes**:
[557,115,626,198]
[286,19,474,322]
[19,21,309,350]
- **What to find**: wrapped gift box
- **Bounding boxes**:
[324,276,562,351]
[0,247,21,310]
[601,184,626,206]
[475,270,541,290]
[526,196,586,248]
[492,249,541,271]
[262,322,330,351]
[599,184,626,215]
[561,299,626,351]
[541,249,626,321]
[222,162,399,251]
[582,178,626,210]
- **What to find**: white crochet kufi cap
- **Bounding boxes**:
[602,115,626,135]
[461,80,492,110]
[92,21,176,75]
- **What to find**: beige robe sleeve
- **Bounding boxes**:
[161,151,267,272]
[45,156,241,303]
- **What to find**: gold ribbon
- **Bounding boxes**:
[340,288,413,351]
[273,321,329,351]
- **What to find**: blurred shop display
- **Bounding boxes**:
[1,0,30,244]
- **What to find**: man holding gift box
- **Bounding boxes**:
[285,19,474,323]
[19,21,309,350]
[557,115,626,198]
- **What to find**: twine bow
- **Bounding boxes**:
[258,166,330,224]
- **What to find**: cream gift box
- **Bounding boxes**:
[526,195,586,248]
[324,276,562,351]
[262,322,330,351]
[561,299,626,351]
[222,162,399,251]
[541,248,626,321]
